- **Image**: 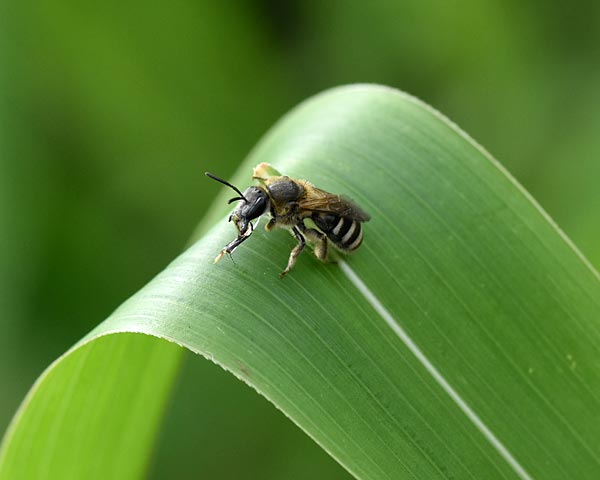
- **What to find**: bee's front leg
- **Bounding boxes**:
[214,223,254,264]
[280,226,305,278]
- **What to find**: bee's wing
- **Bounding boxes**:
[298,185,371,222]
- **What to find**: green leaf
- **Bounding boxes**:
[2,84,600,479]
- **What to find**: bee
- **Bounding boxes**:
[205,162,370,278]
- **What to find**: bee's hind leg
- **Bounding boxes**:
[298,223,328,262]
[280,226,305,278]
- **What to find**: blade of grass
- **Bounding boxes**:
[2,84,600,479]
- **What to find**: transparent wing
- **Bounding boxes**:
[299,184,370,222]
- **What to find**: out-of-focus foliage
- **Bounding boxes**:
[1,1,598,478]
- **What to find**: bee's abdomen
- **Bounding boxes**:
[312,213,364,252]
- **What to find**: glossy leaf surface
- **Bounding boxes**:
[2,85,599,479]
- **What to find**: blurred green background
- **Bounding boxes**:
[1,1,599,478]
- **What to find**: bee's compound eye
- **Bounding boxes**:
[243,188,269,220]
[254,196,267,212]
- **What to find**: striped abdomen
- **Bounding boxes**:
[312,212,364,252]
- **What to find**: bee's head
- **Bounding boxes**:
[229,186,269,235]
[205,172,269,236]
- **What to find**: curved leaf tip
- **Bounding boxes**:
[3,84,600,480]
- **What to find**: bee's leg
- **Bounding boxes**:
[297,223,328,262]
[265,217,277,232]
[214,223,254,264]
[280,226,305,278]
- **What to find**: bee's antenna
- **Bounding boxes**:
[205,172,248,202]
